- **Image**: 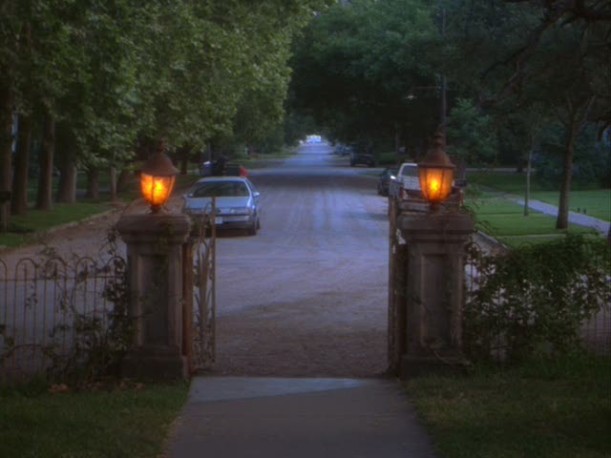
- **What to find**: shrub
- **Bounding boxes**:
[465,234,610,363]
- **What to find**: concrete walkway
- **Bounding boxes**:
[165,376,438,458]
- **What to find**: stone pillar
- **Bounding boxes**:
[116,213,191,380]
[397,210,473,378]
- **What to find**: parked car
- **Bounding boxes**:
[388,161,466,209]
[350,152,376,167]
[377,167,398,196]
[183,176,261,235]
[388,162,420,199]
[333,144,353,156]
[199,159,248,177]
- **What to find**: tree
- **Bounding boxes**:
[445,0,609,228]
[289,0,442,153]
[446,98,496,179]
[0,0,330,230]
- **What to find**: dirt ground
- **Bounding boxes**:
[1,148,393,379]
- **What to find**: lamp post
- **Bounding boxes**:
[116,139,192,380]
[391,129,474,378]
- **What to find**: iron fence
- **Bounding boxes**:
[0,254,125,383]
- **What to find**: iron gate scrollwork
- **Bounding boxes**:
[189,201,217,371]
[0,253,127,383]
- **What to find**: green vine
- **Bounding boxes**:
[44,228,132,388]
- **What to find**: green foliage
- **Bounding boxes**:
[534,124,611,188]
[447,98,496,166]
[8,230,133,389]
[289,0,440,149]
[465,234,610,363]
[1,0,327,176]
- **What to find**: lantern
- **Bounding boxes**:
[140,141,179,213]
[418,131,455,208]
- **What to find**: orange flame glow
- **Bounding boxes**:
[141,173,175,209]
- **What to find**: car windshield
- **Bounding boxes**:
[193,181,250,198]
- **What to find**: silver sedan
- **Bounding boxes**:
[183,176,261,235]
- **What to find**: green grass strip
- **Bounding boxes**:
[0,382,188,458]
[406,356,611,458]
[0,202,116,249]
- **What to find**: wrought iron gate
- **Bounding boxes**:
[187,207,217,372]
[387,197,407,375]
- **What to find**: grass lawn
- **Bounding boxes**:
[531,190,610,222]
[406,356,611,458]
[0,381,189,458]
[467,171,610,221]
[467,195,597,247]
[0,202,117,249]
[468,170,542,193]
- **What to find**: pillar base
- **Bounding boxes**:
[121,345,187,381]
[400,354,469,379]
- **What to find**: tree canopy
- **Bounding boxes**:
[0,0,330,230]
[288,0,610,228]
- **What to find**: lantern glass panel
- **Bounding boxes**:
[141,173,176,208]
[419,166,454,203]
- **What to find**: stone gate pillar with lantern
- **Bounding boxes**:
[116,140,192,380]
[389,130,474,378]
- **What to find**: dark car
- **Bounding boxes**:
[377,167,398,196]
[350,152,376,167]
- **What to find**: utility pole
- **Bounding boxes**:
[439,4,447,128]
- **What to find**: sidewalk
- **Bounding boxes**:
[164,376,438,458]
[487,189,610,236]
[509,197,610,236]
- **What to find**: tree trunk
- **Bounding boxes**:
[555,124,578,230]
[117,168,132,193]
[56,158,77,203]
[555,96,593,230]
[55,122,78,203]
[178,145,190,175]
[109,166,118,202]
[85,168,100,200]
[11,113,32,215]
[36,112,55,211]
[0,87,13,232]
[524,137,534,217]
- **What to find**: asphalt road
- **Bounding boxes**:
[211,142,392,378]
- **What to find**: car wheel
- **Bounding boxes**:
[247,219,258,236]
